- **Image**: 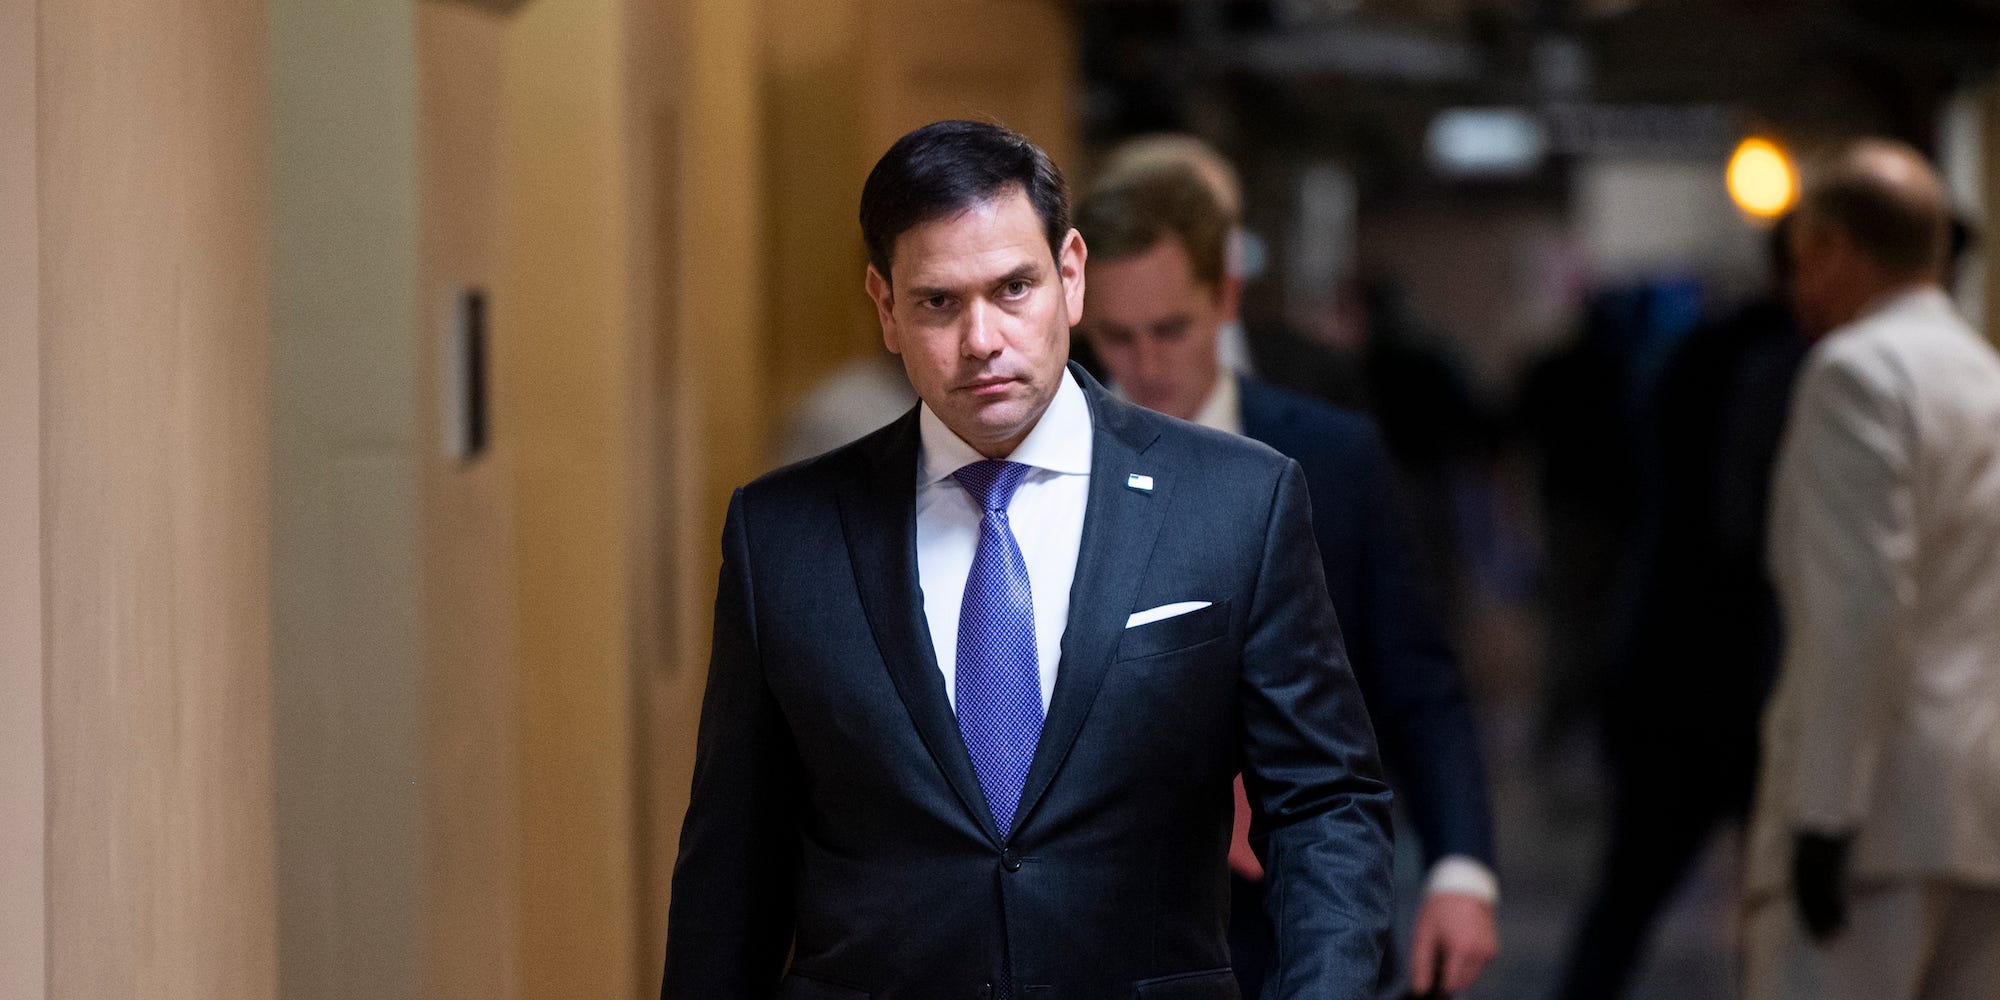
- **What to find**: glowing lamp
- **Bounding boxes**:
[1727,137,1798,219]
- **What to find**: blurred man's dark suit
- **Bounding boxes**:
[662,364,1394,1000]
[1225,376,1496,998]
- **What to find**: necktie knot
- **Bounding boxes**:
[953,460,1031,514]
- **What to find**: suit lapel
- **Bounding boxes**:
[838,410,1003,845]
[1011,368,1168,835]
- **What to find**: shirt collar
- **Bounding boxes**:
[1188,370,1243,436]
[918,368,1093,486]
[1105,366,1242,435]
[1856,283,1952,326]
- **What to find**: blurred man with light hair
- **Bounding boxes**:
[1747,138,2000,1000]
[1091,134,1258,375]
[1077,142,1500,1000]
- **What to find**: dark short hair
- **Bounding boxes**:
[1799,148,1950,278]
[1076,163,1231,289]
[859,120,1070,282]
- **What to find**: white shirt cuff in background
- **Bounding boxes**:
[1423,855,1499,904]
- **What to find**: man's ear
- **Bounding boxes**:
[866,264,901,354]
[1058,228,1087,324]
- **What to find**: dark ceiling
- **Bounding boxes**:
[1079,0,2000,156]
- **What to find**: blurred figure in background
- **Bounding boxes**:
[1746,140,2000,1000]
[1089,134,1258,377]
[776,353,915,466]
[1083,136,1492,636]
[1076,150,1499,999]
[1338,277,1499,637]
[1515,291,1655,764]
[1551,217,1807,1000]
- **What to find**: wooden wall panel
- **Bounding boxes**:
[266,3,425,998]
[637,0,770,990]
[763,0,877,410]
[499,2,643,996]
[417,6,525,1000]
[858,0,1082,178]
[0,0,45,992]
[38,0,278,996]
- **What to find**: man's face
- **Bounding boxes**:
[1787,215,1858,339]
[1787,217,1833,337]
[1079,236,1237,422]
[867,187,1085,458]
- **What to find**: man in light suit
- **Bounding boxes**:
[662,120,1393,999]
[1072,155,1498,999]
[1746,139,2000,1000]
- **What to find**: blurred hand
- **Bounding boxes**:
[1792,831,1852,943]
[1408,891,1498,997]
[1227,776,1264,880]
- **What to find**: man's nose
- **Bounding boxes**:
[961,300,1003,357]
[1133,340,1168,383]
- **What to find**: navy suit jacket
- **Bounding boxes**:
[1237,376,1495,869]
[662,365,1394,1000]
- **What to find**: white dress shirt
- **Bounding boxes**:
[1189,368,1244,435]
[916,370,1093,711]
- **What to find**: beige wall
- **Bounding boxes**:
[500,2,646,996]
[417,6,525,1000]
[267,3,426,999]
[641,0,770,983]
[0,0,45,993]
[763,0,875,410]
[38,0,279,997]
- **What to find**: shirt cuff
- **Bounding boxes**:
[1423,855,1499,904]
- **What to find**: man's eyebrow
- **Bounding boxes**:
[992,264,1039,286]
[903,263,1041,301]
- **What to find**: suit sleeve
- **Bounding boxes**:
[1352,428,1497,869]
[1241,460,1397,1000]
[1767,352,1914,834]
[662,489,801,998]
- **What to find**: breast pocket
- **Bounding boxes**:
[1116,600,1231,661]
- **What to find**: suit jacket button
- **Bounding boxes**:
[978,984,992,999]
[1001,849,1022,872]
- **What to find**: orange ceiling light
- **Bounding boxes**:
[1728,137,1798,219]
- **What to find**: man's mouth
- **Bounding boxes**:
[960,375,1018,395]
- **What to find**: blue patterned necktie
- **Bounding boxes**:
[952,459,1044,839]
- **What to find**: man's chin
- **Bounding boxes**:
[941,399,1043,452]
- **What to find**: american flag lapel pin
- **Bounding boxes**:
[1125,473,1154,493]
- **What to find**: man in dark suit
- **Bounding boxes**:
[1074,153,1497,999]
[662,121,1393,1000]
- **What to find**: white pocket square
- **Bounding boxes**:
[1125,601,1212,629]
